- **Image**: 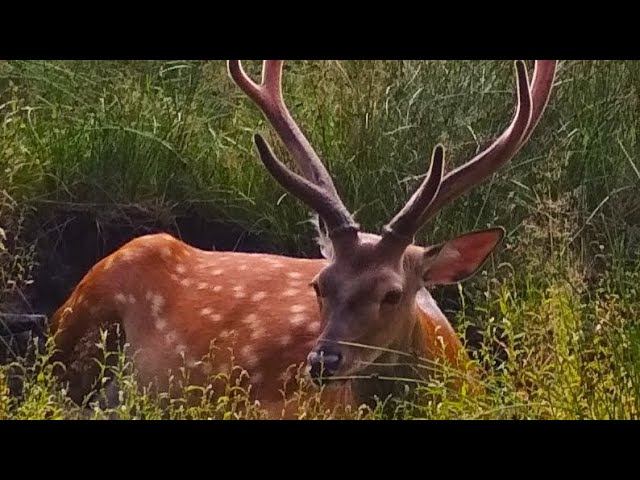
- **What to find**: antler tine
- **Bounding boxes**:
[262,60,284,97]
[416,60,557,225]
[520,60,557,145]
[253,134,359,243]
[227,60,344,199]
[380,145,445,249]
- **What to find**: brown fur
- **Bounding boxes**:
[49,232,482,417]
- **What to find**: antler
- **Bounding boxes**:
[253,134,357,237]
[229,60,557,257]
[228,61,358,242]
[381,60,557,251]
[381,144,445,242]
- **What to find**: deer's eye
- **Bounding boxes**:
[382,289,403,305]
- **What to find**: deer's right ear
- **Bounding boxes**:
[421,228,505,287]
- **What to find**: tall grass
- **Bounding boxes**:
[1,60,639,419]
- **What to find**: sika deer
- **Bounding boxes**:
[50,60,556,417]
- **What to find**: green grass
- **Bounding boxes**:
[1,60,639,419]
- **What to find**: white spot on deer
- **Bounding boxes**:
[270,261,284,269]
[210,314,223,323]
[287,272,303,279]
[150,294,165,316]
[288,280,304,288]
[279,334,291,347]
[219,330,231,339]
[240,345,259,367]
[239,264,248,271]
[155,317,167,331]
[242,313,258,325]
[251,291,268,302]
[165,331,178,345]
[197,282,208,290]
[127,294,136,304]
[307,321,321,333]
[212,285,223,293]
[251,327,266,340]
[180,278,192,287]
[289,304,307,313]
[200,307,213,317]
[290,313,307,326]
[175,344,187,356]
[160,246,172,259]
[281,288,299,297]
[233,286,246,299]
[175,264,186,274]
[212,269,224,276]
[114,293,127,304]
[246,356,260,369]
[75,294,85,306]
[170,273,180,283]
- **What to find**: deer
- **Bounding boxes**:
[48,60,556,418]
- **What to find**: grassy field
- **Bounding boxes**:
[0,60,639,419]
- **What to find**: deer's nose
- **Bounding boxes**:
[307,348,342,382]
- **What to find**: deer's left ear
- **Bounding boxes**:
[421,228,505,286]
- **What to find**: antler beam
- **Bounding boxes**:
[228,60,358,241]
[381,60,557,249]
